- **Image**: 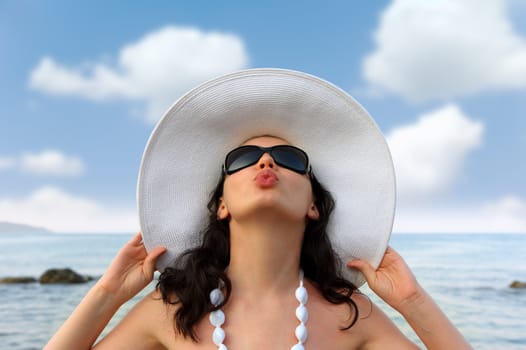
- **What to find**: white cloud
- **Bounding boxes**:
[387,104,483,201]
[0,187,137,233]
[1,150,84,176]
[363,0,526,101]
[20,150,84,176]
[394,195,526,233]
[29,26,249,122]
[0,157,15,170]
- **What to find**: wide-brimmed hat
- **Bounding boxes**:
[137,68,396,287]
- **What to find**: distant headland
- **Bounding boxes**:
[0,221,51,233]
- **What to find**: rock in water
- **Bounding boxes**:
[509,280,526,289]
[0,277,37,284]
[39,268,89,284]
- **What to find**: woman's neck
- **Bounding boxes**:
[226,216,305,300]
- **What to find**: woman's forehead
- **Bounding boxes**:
[240,135,291,146]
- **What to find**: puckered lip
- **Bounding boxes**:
[254,169,279,187]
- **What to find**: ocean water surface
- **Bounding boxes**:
[0,233,525,349]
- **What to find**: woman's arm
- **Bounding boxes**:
[348,247,472,350]
[44,232,166,350]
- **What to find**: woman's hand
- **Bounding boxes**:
[44,232,167,350]
[97,232,167,305]
[348,248,473,349]
[347,247,422,311]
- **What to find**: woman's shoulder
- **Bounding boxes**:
[297,284,358,349]
[130,290,177,329]
[306,285,413,349]
[139,290,179,338]
[348,291,419,349]
[92,290,178,349]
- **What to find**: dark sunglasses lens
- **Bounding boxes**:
[225,147,262,173]
[273,146,308,173]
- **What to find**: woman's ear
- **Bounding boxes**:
[217,197,230,220]
[307,202,320,220]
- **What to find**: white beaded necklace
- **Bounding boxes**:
[208,270,308,350]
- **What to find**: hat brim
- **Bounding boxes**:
[137,68,396,287]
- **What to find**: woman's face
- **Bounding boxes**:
[217,136,319,224]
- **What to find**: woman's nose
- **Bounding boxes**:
[257,153,275,169]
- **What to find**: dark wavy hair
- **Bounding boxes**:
[157,171,359,341]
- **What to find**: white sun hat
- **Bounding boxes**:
[137,68,396,287]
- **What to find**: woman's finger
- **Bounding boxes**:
[129,231,144,246]
[143,246,167,276]
[347,259,376,285]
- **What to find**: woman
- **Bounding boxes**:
[45,69,472,349]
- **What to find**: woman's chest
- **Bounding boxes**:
[163,302,364,350]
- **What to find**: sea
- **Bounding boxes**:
[0,232,525,350]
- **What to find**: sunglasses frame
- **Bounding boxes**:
[223,145,311,175]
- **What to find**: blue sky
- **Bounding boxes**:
[1,0,525,233]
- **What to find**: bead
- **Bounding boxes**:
[212,326,225,346]
[295,323,308,343]
[295,286,308,304]
[218,344,228,350]
[209,310,225,327]
[295,304,308,323]
[291,344,305,350]
[210,288,224,307]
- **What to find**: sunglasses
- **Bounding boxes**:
[223,145,311,175]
